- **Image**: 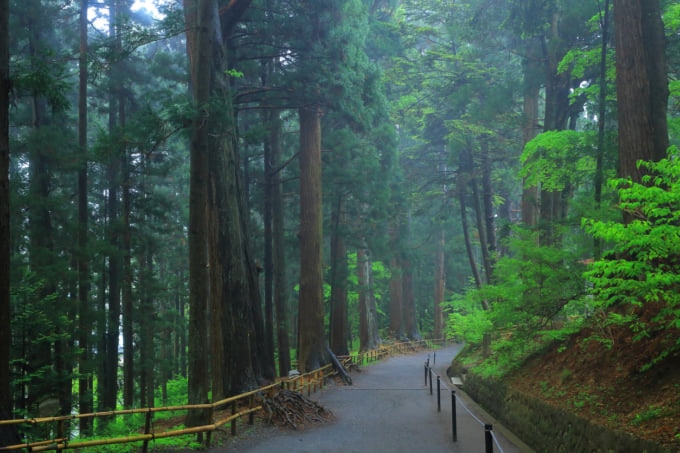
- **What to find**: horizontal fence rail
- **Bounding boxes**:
[0,338,446,452]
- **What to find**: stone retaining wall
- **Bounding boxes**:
[461,373,671,453]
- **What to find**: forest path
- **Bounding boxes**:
[211,343,534,453]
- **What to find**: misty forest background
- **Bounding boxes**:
[1,0,679,442]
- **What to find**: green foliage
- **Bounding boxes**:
[444,293,492,346]
[445,224,588,377]
[520,130,597,191]
[664,3,680,33]
[155,376,188,408]
[630,405,663,426]
[12,51,71,111]
[583,148,680,361]
[491,227,587,327]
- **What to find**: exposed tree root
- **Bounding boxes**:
[260,389,334,430]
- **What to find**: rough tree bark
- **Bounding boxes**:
[101,0,123,414]
[388,225,404,338]
[271,113,291,377]
[75,0,89,421]
[329,196,349,356]
[614,0,668,186]
[463,145,492,284]
[263,109,276,376]
[433,230,445,339]
[297,105,328,372]
[358,246,381,351]
[593,0,610,260]
[184,0,211,428]
[401,258,421,340]
[520,38,542,228]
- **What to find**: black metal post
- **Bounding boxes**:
[451,390,457,442]
[485,424,493,453]
[437,376,441,412]
[433,351,436,364]
[428,367,433,395]
[424,363,428,386]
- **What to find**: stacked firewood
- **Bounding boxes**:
[260,389,333,430]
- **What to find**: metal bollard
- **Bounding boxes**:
[451,390,457,442]
[433,351,436,364]
[429,367,433,395]
[485,424,493,453]
[437,376,441,412]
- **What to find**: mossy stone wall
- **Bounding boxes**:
[462,373,670,453]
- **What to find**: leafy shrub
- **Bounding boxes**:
[582,147,680,357]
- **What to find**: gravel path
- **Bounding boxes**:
[212,344,534,453]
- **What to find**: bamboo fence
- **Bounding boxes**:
[0,338,445,452]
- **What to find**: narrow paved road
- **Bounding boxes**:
[214,344,534,453]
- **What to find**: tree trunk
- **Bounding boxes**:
[0,0,13,436]
[263,108,276,375]
[458,169,485,297]
[358,246,380,351]
[218,29,274,398]
[139,252,155,408]
[520,38,542,228]
[121,146,133,407]
[594,0,610,260]
[101,0,123,412]
[208,179,226,399]
[74,0,89,420]
[184,0,211,428]
[480,139,496,267]
[539,13,573,245]
[176,271,187,378]
[401,258,421,340]
[26,9,58,423]
[388,225,404,338]
[329,196,348,356]
[297,106,327,372]
[464,145,492,284]
[614,0,668,185]
[271,113,291,377]
[433,229,445,339]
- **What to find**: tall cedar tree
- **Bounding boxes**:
[184,0,212,427]
[77,0,92,429]
[358,246,381,351]
[298,105,327,371]
[25,0,62,421]
[215,1,274,394]
[101,0,124,414]
[270,113,291,377]
[329,199,349,356]
[614,0,668,186]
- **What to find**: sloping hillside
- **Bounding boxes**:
[507,312,680,450]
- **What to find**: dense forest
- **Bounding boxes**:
[1,0,679,448]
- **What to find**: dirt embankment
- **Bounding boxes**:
[507,315,680,450]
